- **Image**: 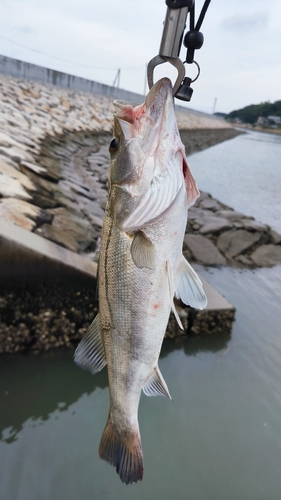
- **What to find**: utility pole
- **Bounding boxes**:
[212,97,217,114]
[113,69,121,88]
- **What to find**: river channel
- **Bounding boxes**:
[1,129,281,500]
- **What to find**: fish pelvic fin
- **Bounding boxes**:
[99,416,143,485]
[143,366,172,399]
[175,255,207,310]
[74,314,107,374]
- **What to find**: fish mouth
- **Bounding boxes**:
[145,77,173,110]
[143,78,174,129]
[113,78,175,143]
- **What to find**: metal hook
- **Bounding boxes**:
[147,55,186,96]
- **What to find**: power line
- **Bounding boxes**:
[0,34,144,72]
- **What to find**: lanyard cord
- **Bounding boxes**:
[185,0,211,64]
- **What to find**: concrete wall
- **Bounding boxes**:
[0,54,217,118]
[0,54,146,105]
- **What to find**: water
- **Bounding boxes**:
[188,129,281,234]
[1,129,281,500]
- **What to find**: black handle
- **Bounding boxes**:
[166,0,194,9]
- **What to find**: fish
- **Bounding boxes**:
[74,77,207,484]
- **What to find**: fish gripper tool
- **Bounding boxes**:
[147,0,211,102]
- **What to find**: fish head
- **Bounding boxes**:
[108,78,199,232]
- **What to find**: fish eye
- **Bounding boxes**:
[109,137,119,152]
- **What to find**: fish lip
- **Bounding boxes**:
[145,77,173,110]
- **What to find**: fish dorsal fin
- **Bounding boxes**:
[130,231,156,270]
[167,261,184,329]
[74,314,107,374]
[175,256,207,310]
[143,366,171,399]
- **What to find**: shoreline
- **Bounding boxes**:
[231,123,281,136]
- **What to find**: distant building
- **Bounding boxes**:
[257,116,269,126]
[267,115,281,124]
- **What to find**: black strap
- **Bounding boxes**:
[185,0,211,64]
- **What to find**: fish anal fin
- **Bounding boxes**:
[74,314,107,374]
[176,255,207,310]
[143,366,171,399]
[131,231,156,270]
[99,416,143,484]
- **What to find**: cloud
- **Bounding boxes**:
[17,25,35,35]
[221,11,269,33]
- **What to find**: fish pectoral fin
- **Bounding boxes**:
[130,231,156,270]
[175,255,207,310]
[167,261,184,329]
[74,314,107,374]
[143,366,171,399]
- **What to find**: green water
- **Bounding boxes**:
[1,130,281,499]
[1,265,281,499]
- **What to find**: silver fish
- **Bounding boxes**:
[74,77,207,484]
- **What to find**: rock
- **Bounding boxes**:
[37,156,61,181]
[217,229,261,258]
[79,199,105,219]
[199,215,232,234]
[50,207,96,252]
[0,174,32,200]
[269,229,281,244]
[240,219,269,232]
[236,255,253,266]
[0,157,36,191]
[199,198,222,211]
[87,213,104,227]
[184,234,226,265]
[35,224,79,253]
[1,198,53,224]
[0,202,36,231]
[250,245,281,267]
[0,145,34,163]
[0,131,28,149]
[216,210,244,222]
[52,195,83,217]
[187,208,211,221]
[20,161,48,176]
[62,180,95,200]
[30,190,58,209]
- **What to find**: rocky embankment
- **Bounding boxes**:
[0,73,280,354]
[0,73,241,258]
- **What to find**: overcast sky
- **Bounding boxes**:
[0,0,280,113]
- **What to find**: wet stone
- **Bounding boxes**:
[0,198,53,224]
[35,224,79,253]
[217,229,261,258]
[250,244,281,267]
[269,229,281,244]
[0,145,34,163]
[199,198,222,211]
[38,156,61,181]
[184,234,226,265]
[240,219,269,232]
[199,215,232,234]
[0,202,36,231]
[0,174,32,200]
[216,210,245,222]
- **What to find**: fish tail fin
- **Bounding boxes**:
[99,415,143,484]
